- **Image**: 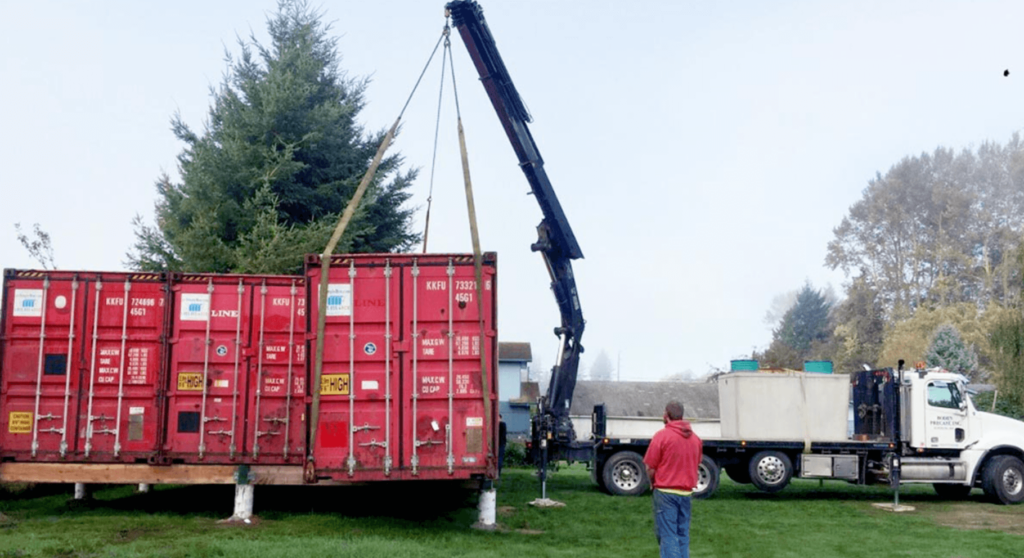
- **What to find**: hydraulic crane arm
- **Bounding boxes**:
[446,0,584,443]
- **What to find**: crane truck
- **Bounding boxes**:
[592,364,1024,505]
[446,1,1024,506]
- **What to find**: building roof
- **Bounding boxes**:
[570,381,720,419]
[498,342,532,363]
[519,381,540,402]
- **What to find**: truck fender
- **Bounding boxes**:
[972,446,1024,485]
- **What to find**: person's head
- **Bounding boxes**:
[664,400,684,423]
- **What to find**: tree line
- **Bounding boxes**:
[755,135,1024,417]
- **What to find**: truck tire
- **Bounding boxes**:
[725,464,752,484]
[603,451,649,496]
[932,483,973,499]
[694,455,720,500]
[749,450,793,493]
[981,455,1024,505]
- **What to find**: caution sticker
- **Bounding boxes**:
[320,374,350,395]
[177,372,205,391]
[8,412,32,434]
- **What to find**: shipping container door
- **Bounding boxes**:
[2,272,88,461]
[310,257,400,479]
[165,276,253,462]
[244,277,307,463]
[75,273,167,462]
[401,256,497,479]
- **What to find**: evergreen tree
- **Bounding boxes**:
[129,0,419,274]
[757,283,833,369]
[925,322,979,377]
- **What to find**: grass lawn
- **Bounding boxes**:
[0,465,1022,557]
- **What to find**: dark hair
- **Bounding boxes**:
[665,400,684,420]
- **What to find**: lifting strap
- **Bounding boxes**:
[307,26,449,480]
[445,26,494,467]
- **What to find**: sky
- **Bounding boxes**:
[2,1,1023,382]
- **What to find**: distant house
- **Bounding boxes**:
[498,342,533,436]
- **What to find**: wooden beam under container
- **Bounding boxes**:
[0,463,306,485]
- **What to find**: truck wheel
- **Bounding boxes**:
[932,483,973,499]
[603,451,649,496]
[725,464,752,484]
[694,455,720,500]
[749,450,793,493]
[981,455,1024,505]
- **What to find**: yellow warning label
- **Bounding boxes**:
[8,412,32,434]
[177,372,205,391]
[320,374,350,395]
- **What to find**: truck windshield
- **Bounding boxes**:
[927,381,964,410]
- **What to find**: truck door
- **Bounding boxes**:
[923,380,970,449]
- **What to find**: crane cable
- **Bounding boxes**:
[307,24,450,480]
[444,20,495,471]
[421,23,451,253]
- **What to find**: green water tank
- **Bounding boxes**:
[804,360,834,374]
[730,359,759,372]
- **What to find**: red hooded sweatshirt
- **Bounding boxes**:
[643,420,703,492]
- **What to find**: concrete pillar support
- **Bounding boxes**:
[231,484,255,521]
[74,483,88,500]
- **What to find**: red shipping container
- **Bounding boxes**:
[306,253,498,482]
[0,270,168,463]
[1,253,497,486]
[163,273,306,464]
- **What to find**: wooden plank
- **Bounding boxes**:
[0,463,307,485]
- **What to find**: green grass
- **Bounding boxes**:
[0,466,1021,557]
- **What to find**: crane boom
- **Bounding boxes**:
[446,0,586,451]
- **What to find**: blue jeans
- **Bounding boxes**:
[653,489,691,558]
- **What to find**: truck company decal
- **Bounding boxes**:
[320,374,350,395]
[13,289,43,318]
[177,372,205,391]
[180,294,210,321]
[8,412,32,434]
[325,284,352,317]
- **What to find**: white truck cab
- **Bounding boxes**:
[900,368,1024,504]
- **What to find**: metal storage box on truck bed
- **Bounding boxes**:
[1,270,168,463]
[718,372,850,441]
[305,253,498,482]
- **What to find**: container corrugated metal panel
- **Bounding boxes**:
[164,274,306,464]
[1,270,168,462]
[306,253,498,482]
[718,372,850,441]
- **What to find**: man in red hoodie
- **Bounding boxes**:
[644,400,702,558]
